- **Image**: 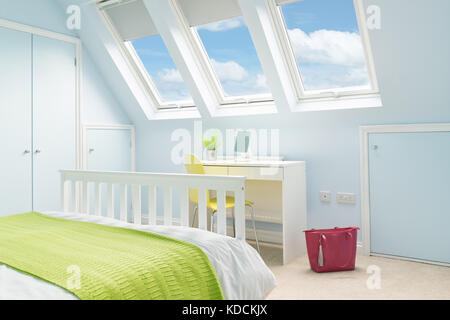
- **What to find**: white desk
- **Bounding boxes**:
[202,160,307,265]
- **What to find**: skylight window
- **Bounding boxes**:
[98,0,194,110]
[129,35,192,103]
[195,17,271,99]
[271,0,378,98]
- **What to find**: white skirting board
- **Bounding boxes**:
[227,226,282,244]
[143,216,284,244]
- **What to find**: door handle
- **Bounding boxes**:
[23,150,31,154]
[89,148,95,153]
[34,149,42,154]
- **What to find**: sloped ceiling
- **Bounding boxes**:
[57,0,148,126]
[54,0,381,123]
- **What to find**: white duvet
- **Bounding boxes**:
[0,212,276,300]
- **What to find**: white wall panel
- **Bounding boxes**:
[0,27,32,216]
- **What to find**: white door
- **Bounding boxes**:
[86,128,132,172]
[32,35,77,212]
[86,127,133,219]
[0,27,32,216]
[369,132,450,264]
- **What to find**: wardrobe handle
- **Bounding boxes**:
[34,149,42,154]
[23,150,31,154]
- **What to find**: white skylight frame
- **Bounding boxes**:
[171,1,275,108]
[123,41,194,109]
[267,0,380,101]
[97,2,196,111]
[189,27,274,107]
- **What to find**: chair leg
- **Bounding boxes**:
[210,211,216,232]
[247,204,260,254]
[210,213,213,232]
[232,207,236,237]
[191,205,198,228]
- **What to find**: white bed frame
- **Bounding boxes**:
[60,170,247,240]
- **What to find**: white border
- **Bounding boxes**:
[82,124,136,172]
[0,18,82,170]
[360,123,450,266]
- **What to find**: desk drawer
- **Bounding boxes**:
[228,166,283,181]
[204,166,228,175]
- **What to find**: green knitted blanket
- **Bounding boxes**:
[0,212,224,300]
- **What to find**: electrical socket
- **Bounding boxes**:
[320,191,331,203]
[337,192,356,204]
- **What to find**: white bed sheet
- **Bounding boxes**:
[0,211,276,300]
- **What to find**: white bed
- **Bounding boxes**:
[0,211,276,300]
[0,170,276,300]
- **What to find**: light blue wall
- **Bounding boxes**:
[134,0,450,237]
[57,0,148,124]
[81,49,130,124]
[0,0,75,36]
[0,0,131,125]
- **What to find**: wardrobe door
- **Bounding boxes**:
[32,35,77,212]
[0,27,32,216]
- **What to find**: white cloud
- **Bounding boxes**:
[154,68,191,101]
[254,74,268,89]
[338,67,370,86]
[158,68,184,83]
[285,28,370,90]
[300,65,370,90]
[210,60,271,96]
[287,28,366,66]
[211,59,249,82]
[198,17,244,32]
[154,79,191,101]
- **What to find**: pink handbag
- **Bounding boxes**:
[304,227,359,273]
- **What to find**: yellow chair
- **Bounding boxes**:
[184,154,260,252]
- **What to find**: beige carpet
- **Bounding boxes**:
[251,243,450,300]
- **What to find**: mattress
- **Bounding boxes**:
[0,211,276,300]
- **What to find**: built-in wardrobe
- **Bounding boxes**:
[0,24,78,216]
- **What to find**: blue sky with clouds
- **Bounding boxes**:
[131,0,370,102]
[281,0,370,90]
[131,35,192,102]
[282,0,360,33]
[196,17,270,97]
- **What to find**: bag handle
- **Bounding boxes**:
[319,232,354,269]
[318,234,325,267]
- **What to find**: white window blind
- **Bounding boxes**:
[177,0,242,26]
[99,0,300,41]
[101,0,158,41]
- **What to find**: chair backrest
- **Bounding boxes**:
[184,154,210,204]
